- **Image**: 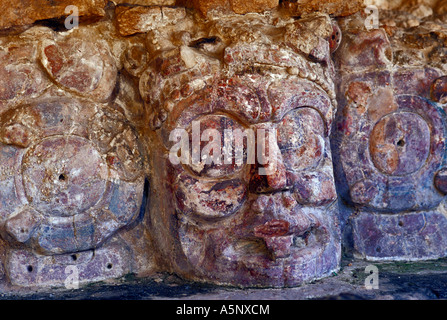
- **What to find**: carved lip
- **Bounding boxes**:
[250,217,326,260]
[254,219,290,238]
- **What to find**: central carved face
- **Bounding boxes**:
[145,35,341,286]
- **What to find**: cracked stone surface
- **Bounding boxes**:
[0,7,154,288]
[142,10,341,288]
[2,256,447,300]
[332,9,447,262]
[1,0,447,297]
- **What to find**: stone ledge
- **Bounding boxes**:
[2,257,447,300]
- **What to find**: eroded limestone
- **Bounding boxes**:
[332,10,447,261]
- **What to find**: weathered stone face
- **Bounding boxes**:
[9,0,447,291]
[0,99,145,254]
[143,12,341,287]
[0,22,153,288]
[332,12,447,261]
[0,98,148,286]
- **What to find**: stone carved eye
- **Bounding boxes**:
[175,174,247,219]
[184,114,248,179]
[277,107,325,172]
[369,112,431,176]
[337,94,445,211]
[0,99,146,255]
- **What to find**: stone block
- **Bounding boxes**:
[176,0,278,16]
[116,5,186,36]
[0,0,106,30]
[282,0,364,17]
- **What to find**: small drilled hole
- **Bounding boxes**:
[106,263,113,270]
[59,174,66,181]
[398,221,404,227]
[397,139,405,147]
[27,265,33,272]
[71,254,77,261]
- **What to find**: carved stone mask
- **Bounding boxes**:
[0,98,147,286]
[333,14,447,261]
[0,26,149,287]
[143,13,341,287]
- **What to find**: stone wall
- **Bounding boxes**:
[0,0,445,290]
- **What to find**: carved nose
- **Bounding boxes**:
[249,159,290,194]
[249,129,290,194]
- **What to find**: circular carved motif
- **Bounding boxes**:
[336,93,446,211]
[277,107,325,172]
[22,136,108,217]
[369,112,431,176]
[0,99,145,255]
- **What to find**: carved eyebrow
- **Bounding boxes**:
[214,96,264,124]
[172,89,262,129]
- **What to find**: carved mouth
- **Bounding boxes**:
[225,212,328,262]
[252,217,327,260]
[179,192,332,271]
[230,228,327,262]
[247,193,325,259]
